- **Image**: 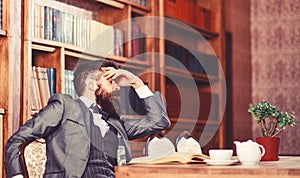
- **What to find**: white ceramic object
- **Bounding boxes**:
[234,140,265,165]
[209,149,233,161]
[204,159,238,166]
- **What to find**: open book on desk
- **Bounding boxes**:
[128,131,210,164]
[128,151,210,164]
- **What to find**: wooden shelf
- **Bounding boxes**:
[165,66,218,84]
[32,44,56,52]
[0,30,6,36]
[32,38,151,67]
[165,19,219,40]
[95,0,125,9]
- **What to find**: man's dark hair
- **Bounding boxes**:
[73,60,103,96]
[100,59,119,69]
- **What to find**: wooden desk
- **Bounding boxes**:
[115,156,300,178]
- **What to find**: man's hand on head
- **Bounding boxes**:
[101,67,144,89]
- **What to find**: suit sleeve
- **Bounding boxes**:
[4,94,67,178]
[122,91,170,140]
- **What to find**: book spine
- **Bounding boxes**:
[64,70,68,94]
[34,4,40,38]
[70,14,74,45]
[40,5,44,39]
[33,66,42,110]
[44,6,49,40]
[66,70,69,95]
[46,68,56,96]
[48,7,53,40]
[74,16,78,47]
[52,8,57,41]
[70,71,76,99]
[43,67,51,104]
[36,67,48,107]
[31,67,39,111]
[61,11,66,43]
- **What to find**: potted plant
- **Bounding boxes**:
[248,100,296,161]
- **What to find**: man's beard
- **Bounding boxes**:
[95,84,121,117]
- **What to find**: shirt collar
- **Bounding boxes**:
[79,96,95,108]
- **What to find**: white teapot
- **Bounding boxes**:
[234,140,265,165]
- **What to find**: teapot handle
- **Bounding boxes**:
[258,144,265,156]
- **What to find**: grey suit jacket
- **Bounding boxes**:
[5,92,170,178]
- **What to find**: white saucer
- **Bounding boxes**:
[204,159,238,166]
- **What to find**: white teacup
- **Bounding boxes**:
[209,149,233,161]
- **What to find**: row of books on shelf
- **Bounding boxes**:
[165,41,218,76]
[164,0,216,32]
[31,67,77,112]
[33,5,125,56]
[31,66,56,111]
[64,70,77,99]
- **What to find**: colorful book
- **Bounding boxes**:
[31,66,42,111]
[46,68,56,96]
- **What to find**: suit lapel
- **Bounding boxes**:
[74,99,92,140]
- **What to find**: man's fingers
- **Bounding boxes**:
[101,67,118,80]
[101,67,115,72]
[103,71,116,80]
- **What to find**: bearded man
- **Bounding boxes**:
[5,59,170,178]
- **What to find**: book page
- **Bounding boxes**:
[129,151,209,165]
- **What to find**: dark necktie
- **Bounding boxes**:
[89,104,100,114]
[89,104,109,121]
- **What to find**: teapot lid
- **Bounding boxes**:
[243,139,261,146]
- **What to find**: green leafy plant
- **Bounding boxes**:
[248,100,296,137]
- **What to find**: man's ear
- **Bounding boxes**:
[87,80,97,91]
